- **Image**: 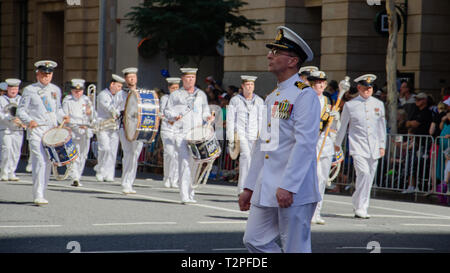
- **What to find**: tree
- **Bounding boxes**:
[386,0,399,134]
[125,0,264,66]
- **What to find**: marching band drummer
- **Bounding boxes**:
[308,71,340,225]
[164,68,214,204]
[335,74,387,219]
[160,77,181,189]
[118,67,144,194]
[0,79,25,181]
[95,74,126,183]
[17,60,70,205]
[238,26,321,253]
[226,75,264,196]
[62,79,94,187]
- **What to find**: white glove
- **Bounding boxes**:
[330,110,340,121]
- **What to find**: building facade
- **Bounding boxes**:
[223,0,450,97]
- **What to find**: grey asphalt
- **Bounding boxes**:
[0,165,449,254]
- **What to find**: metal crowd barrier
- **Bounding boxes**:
[18,131,449,204]
[333,134,449,202]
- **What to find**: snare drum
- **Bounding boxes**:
[123,89,160,142]
[187,125,221,162]
[42,127,78,167]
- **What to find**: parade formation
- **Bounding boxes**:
[0,26,388,253]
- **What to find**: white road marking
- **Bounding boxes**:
[402,223,450,227]
[325,200,450,220]
[333,213,450,220]
[197,221,247,224]
[337,246,434,251]
[0,225,62,228]
[92,222,177,226]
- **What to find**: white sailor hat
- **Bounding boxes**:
[5,78,21,87]
[180,68,198,75]
[122,67,138,76]
[354,74,377,87]
[299,66,319,76]
[307,71,327,82]
[0,82,8,91]
[70,79,85,90]
[111,74,126,83]
[266,26,314,62]
[240,75,258,82]
[34,60,57,73]
[166,77,181,85]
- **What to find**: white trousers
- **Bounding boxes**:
[30,139,52,200]
[313,155,333,219]
[119,129,143,190]
[161,131,179,187]
[352,155,379,214]
[175,135,197,202]
[243,203,317,253]
[69,133,91,181]
[238,139,256,192]
[0,130,23,178]
[95,130,119,180]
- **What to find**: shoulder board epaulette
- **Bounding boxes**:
[295,81,310,90]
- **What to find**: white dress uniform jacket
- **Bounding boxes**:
[244,74,322,207]
[95,88,126,181]
[0,95,24,179]
[335,95,386,160]
[164,87,211,202]
[160,94,179,187]
[62,94,94,181]
[226,94,264,193]
[17,82,66,200]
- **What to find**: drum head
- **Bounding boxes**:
[187,125,214,143]
[43,127,71,146]
[124,91,139,141]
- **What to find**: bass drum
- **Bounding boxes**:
[123,89,160,142]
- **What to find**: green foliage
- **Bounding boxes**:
[126,0,264,65]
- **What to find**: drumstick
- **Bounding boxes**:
[58,119,67,129]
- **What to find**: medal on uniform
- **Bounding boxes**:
[272,100,293,120]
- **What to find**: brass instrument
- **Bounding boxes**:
[86,83,119,132]
[3,102,26,129]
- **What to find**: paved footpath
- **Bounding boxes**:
[0,172,449,253]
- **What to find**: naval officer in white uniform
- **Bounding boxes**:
[226,75,264,195]
[308,71,340,225]
[62,79,94,187]
[0,78,25,181]
[95,74,126,182]
[17,60,70,205]
[239,26,321,253]
[119,67,144,194]
[164,68,214,204]
[160,77,181,188]
[335,74,386,219]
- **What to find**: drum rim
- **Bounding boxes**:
[123,89,160,142]
[42,127,73,147]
